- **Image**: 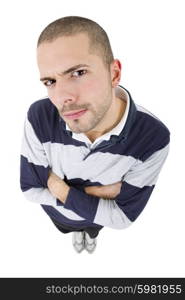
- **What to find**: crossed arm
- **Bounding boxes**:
[47,171,122,203]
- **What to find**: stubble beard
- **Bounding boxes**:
[60,93,112,134]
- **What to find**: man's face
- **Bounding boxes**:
[37,33,114,134]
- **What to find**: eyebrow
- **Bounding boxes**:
[40,64,90,82]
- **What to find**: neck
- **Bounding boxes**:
[86,95,126,142]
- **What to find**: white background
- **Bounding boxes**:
[0,0,184,277]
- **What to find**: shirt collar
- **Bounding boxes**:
[66,86,130,145]
[64,85,136,147]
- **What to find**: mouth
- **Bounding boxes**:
[63,109,87,120]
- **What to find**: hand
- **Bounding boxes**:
[84,182,122,199]
[47,171,70,203]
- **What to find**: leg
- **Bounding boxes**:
[84,226,103,238]
[50,218,85,253]
[50,218,83,234]
[83,226,103,253]
[50,218,103,253]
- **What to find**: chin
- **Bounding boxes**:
[70,127,89,134]
[65,119,85,133]
[68,123,93,134]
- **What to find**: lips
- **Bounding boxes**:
[63,109,87,120]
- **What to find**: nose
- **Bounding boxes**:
[51,81,77,109]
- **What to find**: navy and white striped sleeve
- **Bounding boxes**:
[64,134,170,229]
[20,114,56,205]
[114,143,170,223]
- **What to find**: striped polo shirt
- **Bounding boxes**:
[20,86,170,229]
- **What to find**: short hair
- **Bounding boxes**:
[37,16,114,68]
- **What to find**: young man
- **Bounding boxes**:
[20,16,170,253]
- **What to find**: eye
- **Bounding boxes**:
[43,79,55,87]
[72,69,87,78]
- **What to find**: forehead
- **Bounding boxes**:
[37,33,102,74]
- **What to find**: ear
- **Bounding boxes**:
[110,59,122,88]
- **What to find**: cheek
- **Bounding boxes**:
[47,92,60,109]
[80,78,99,93]
[47,89,53,99]
[79,76,108,100]
[48,92,55,104]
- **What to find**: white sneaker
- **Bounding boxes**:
[72,231,85,253]
[84,232,97,253]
